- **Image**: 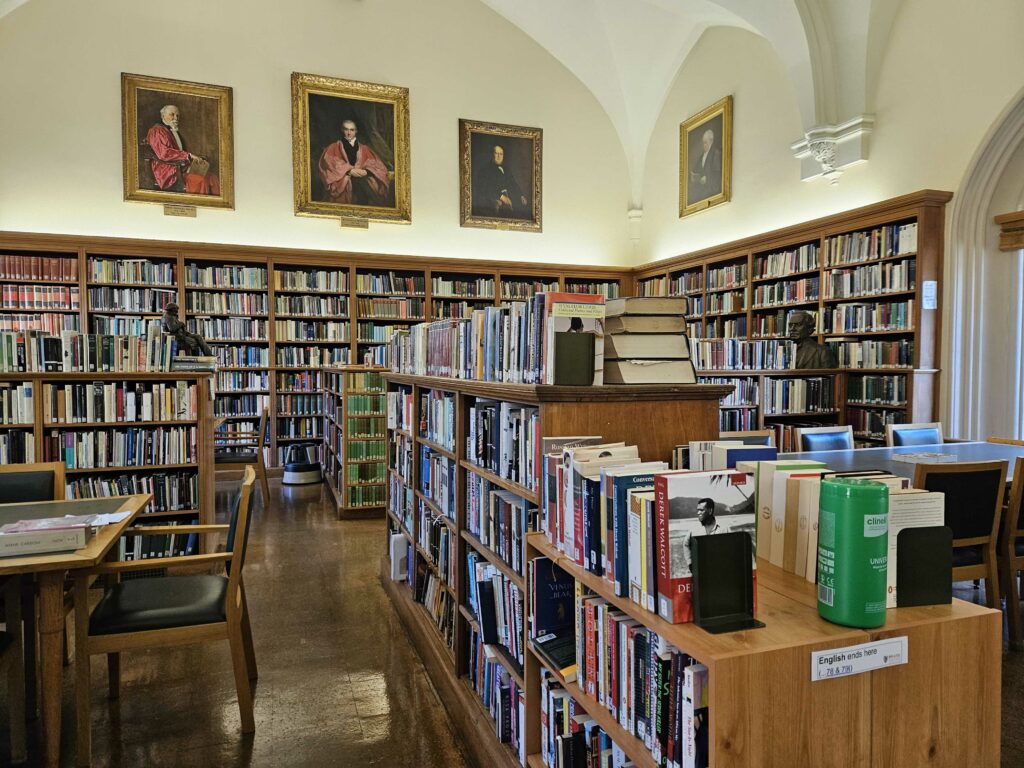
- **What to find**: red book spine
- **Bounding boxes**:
[573,472,585,566]
[608,613,618,719]
[654,474,693,624]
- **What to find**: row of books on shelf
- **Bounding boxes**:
[183,264,267,289]
[2,284,80,309]
[846,374,907,405]
[823,221,917,265]
[118,521,199,561]
[420,388,456,450]
[41,380,198,424]
[276,269,347,292]
[542,436,758,624]
[188,317,266,340]
[466,473,532,576]
[277,295,348,316]
[467,399,541,492]
[467,549,525,669]
[751,276,818,307]
[705,263,745,290]
[347,439,385,461]
[753,242,818,278]
[421,445,456,518]
[688,338,915,370]
[0,327,179,373]
[0,381,33,424]
[275,320,349,341]
[416,567,455,649]
[277,346,349,367]
[432,276,495,297]
[530,558,710,768]
[89,258,172,285]
[0,313,80,334]
[418,505,455,585]
[217,371,267,391]
[356,272,424,295]
[821,299,913,333]
[356,296,422,318]
[66,470,199,514]
[823,258,914,298]
[847,409,904,440]
[747,460,941,605]
[0,431,33,463]
[1,254,79,282]
[762,376,835,414]
[468,627,526,762]
[186,292,266,315]
[44,426,198,469]
[389,292,608,385]
[387,388,415,432]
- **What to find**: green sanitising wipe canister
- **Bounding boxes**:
[817,477,889,628]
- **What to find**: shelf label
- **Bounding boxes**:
[810,636,908,681]
[922,280,938,309]
[163,204,197,218]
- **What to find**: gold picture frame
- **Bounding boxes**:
[679,95,732,218]
[122,73,234,209]
[459,119,542,232]
[292,72,411,224]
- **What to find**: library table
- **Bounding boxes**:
[0,494,147,768]
[778,440,1024,484]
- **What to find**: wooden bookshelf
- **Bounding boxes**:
[0,371,216,556]
[382,373,727,768]
[633,190,950,446]
[321,365,388,518]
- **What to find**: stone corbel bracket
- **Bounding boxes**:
[791,115,875,183]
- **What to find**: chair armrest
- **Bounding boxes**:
[86,552,232,574]
[123,525,229,536]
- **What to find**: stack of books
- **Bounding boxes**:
[603,297,696,384]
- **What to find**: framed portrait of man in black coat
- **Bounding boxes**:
[679,95,732,218]
[459,119,542,232]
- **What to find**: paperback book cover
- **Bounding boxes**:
[542,293,606,386]
[654,470,756,624]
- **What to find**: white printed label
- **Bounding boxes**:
[922,280,938,310]
[811,636,908,681]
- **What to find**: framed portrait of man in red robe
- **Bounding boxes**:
[121,73,234,209]
[292,72,411,224]
[679,95,732,218]
[459,119,542,232]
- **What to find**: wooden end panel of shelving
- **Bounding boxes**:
[867,610,1000,768]
[538,395,722,465]
[710,638,871,768]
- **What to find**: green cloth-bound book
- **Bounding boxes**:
[553,332,595,386]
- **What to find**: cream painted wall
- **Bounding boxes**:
[638,0,1024,265]
[0,0,631,265]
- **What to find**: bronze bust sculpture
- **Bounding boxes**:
[161,302,213,356]
[789,310,837,369]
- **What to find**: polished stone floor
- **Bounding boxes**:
[2,479,1023,766]
[10,479,470,767]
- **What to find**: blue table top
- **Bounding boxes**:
[778,441,1024,483]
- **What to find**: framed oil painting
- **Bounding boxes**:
[679,95,732,218]
[292,72,410,223]
[459,119,541,232]
[122,73,234,209]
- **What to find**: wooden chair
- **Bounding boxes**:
[0,462,65,504]
[885,422,944,447]
[0,577,27,763]
[913,460,1007,610]
[720,429,775,446]
[999,452,1024,650]
[988,436,1024,446]
[793,425,854,452]
[74,466,258,765]
[214,407,270,507]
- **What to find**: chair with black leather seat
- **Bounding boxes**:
[720,429,775,446]
[913,460,1007,610]
[73,467,259,765]
[999,454,1024,650]
[0,462,65,504]
[215,406,270,508]
[885,422,944,447]
[793,425,854,452]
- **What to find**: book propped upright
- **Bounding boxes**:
[542,292,606,386]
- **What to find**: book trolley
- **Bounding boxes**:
[381,373,1000,768]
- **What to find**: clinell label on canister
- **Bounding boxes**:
[817,478,889,628]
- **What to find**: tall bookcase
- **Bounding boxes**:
[0,234,627,469]
[633,190,949,445]
[322,365,388,518]
[0,371,215,553]
[381,372,999,768]
[381,373,728,768]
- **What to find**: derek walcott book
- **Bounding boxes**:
[654,470,756,623]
